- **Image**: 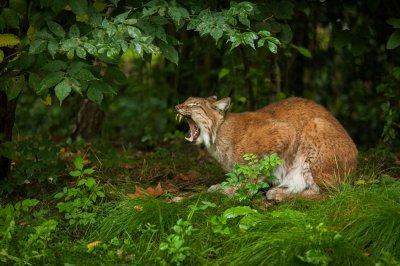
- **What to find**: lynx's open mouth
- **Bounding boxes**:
[176,114,200,142]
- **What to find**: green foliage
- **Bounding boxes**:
[158,218,194,265]
[221,153,283,201]
[210,205,263,236]
[54,157,105,226]
[91,197,181,242]
[0,199,58,265]
[0,138,63,196]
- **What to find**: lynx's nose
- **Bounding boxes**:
[175,105,182,113]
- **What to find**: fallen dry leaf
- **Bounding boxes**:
[174,170,201,181]
[87,240,102,252]
[187,170,201,179]
[127,182,164,199]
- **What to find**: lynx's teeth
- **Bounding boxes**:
[176,114,183,122]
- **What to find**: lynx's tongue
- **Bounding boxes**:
[185,118,200,142]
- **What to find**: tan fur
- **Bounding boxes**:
[175,96,358,201]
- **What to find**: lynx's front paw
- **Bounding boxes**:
[266,187,291,202]
[208,183,238,197]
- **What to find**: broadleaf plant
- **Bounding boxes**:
[220,153,284,201]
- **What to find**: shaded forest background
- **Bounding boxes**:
[0,0,399,184]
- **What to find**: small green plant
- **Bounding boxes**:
[210,206,264,236]
[0,199,58,265]
[158,218,194,265]
[22,219,58,263]
[157,198,208,265]
[221,153,284,201]
[54,157,105,226]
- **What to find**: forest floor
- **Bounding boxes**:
[1,139,400,265]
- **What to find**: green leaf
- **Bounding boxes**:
[83,168,95,175]
[96,191,105,197]
[69,0,88,16]
[54,79,71,105]
[239,15,250,28]
[38,71,64,94]
[159,42,179,64]
[210,28,224,41]
[69,68,96,81]
[127,26,142,38]
[69,170,82,177]
[0,49,3,63]
[5,75,25,101]
[67,49,74,59]
[2,8,19,29]
[83,42,97,55]
[77,179,86,186]
[42,60,67,72]
[115,11,130,23]
[258,30,271,37]
[168,6,189,27]
[243,32,258,48]
[292,44,312,58]
[76,47,86,59]
[69,24,80,37]
[238,213,263,230]
[47,21,66,38]
[267,41,278,54]
[387,18,400,28]
[54,192,65,199]
[87,86,103,104]
[90,80,117,95]
[29,39,48,54]
[223,206,258,219]
[73,157,84,170]
[85,177,96,188]
[48,39,58,58]
[387,29,400,49]
[29,72,40,91]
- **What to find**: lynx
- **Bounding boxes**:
[175,96,358,201]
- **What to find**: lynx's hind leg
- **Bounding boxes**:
[267,159,321,202]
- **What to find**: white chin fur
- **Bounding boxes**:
[197,129,211,147]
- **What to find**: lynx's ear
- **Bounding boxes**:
[208,95,218,100]
[214,97,231,112]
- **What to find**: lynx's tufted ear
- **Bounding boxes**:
[214,97,231,112]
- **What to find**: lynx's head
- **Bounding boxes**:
[175,96,231,147]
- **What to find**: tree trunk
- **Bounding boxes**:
[0,92,17,180]
[71,100,105,140]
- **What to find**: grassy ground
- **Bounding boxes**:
[1,139,400,265]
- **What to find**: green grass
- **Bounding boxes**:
[2,143,399,265]
[79,184,400,265]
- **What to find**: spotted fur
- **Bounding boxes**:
[175,96,358,201]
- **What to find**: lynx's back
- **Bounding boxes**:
[175,96,358,201]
